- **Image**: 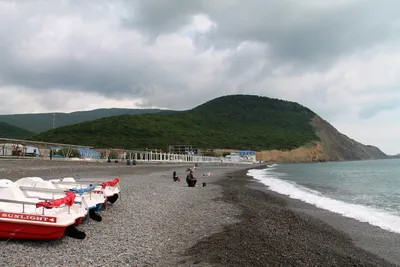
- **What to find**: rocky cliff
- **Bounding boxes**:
[254,116,387,163]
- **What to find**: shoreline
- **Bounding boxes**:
[183,166,398,266]
[246,178,400,266]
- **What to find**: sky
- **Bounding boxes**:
[0,0,399,154]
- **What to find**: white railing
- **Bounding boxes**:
[124,151,223,163]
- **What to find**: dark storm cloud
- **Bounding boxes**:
[0,50,185,97]
[121,0,206,38]
[0,0,188,99]
[126,0,400,68]
[0,0,400,117]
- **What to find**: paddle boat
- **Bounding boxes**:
[14,177,104,222]
[0,179,87,241]
[50,177,121,206]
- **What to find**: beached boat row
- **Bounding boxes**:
[0,176,121,241]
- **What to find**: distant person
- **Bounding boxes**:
[50,150,53,160]
[186,170,197,187]
[173,171,180,182]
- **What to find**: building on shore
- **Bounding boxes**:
[0,143,50,157]
[0,143,24,156]
[237,150,257,161]
[224,150,257,163]
[0,138,224,163]
[168,145,201,155]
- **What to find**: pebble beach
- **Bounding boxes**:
[0,159,396,266]
[0,160,245,267]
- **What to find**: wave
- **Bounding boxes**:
[266,164,278,168]
[247,168,400,234]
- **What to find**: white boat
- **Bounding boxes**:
[0,179,87,241]
[50,177,121,205]
[14,177,104,221]
[18,177,105,211]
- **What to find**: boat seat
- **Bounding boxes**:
[14,178,38,188]
[0,179,16,188]
[0,187,36,202]
[20,177,44,182]
[62,177,77,182]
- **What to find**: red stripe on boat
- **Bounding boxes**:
[0,222,65,240]
[101,178,119,189]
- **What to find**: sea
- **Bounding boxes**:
[247,158,400,234]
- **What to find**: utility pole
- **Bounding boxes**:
[53,113,56,129]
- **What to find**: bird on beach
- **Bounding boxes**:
[228,175,233,178]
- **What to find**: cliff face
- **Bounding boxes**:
[311,116,387,161]
[254,116,387,163]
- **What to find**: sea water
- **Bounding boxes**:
[247,158,400,234]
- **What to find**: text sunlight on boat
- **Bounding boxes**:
[0,176,121,240]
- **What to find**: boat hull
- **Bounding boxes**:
[0,221,66,241]
[74,217,84,226]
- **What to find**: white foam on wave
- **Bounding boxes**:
[247,168,400,234]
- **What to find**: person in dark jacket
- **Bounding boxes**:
[173,171,179,182]
[186,170,197,187]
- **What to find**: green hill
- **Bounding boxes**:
[0,122,35,139]
[31,95,319,151]
[0,108,172,133]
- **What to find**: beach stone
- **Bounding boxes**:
[0,160,243,267]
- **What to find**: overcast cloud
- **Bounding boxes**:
[0,0,400,154]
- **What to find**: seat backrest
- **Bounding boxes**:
[62,177,77,182]
[14,178,38,188]
[34,180,57,189]
[0,186,31,201]
[20,177,44,182]
[0,179,15,188]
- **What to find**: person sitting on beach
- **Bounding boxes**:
[173,171,180,182]
[186,170,197,187]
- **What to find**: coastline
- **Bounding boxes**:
[246,178,400,265]
[183,166,398,266]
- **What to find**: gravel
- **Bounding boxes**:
[0,159,246,267]
[183,168,397,267]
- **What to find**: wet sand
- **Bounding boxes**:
[183,167,398,267]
